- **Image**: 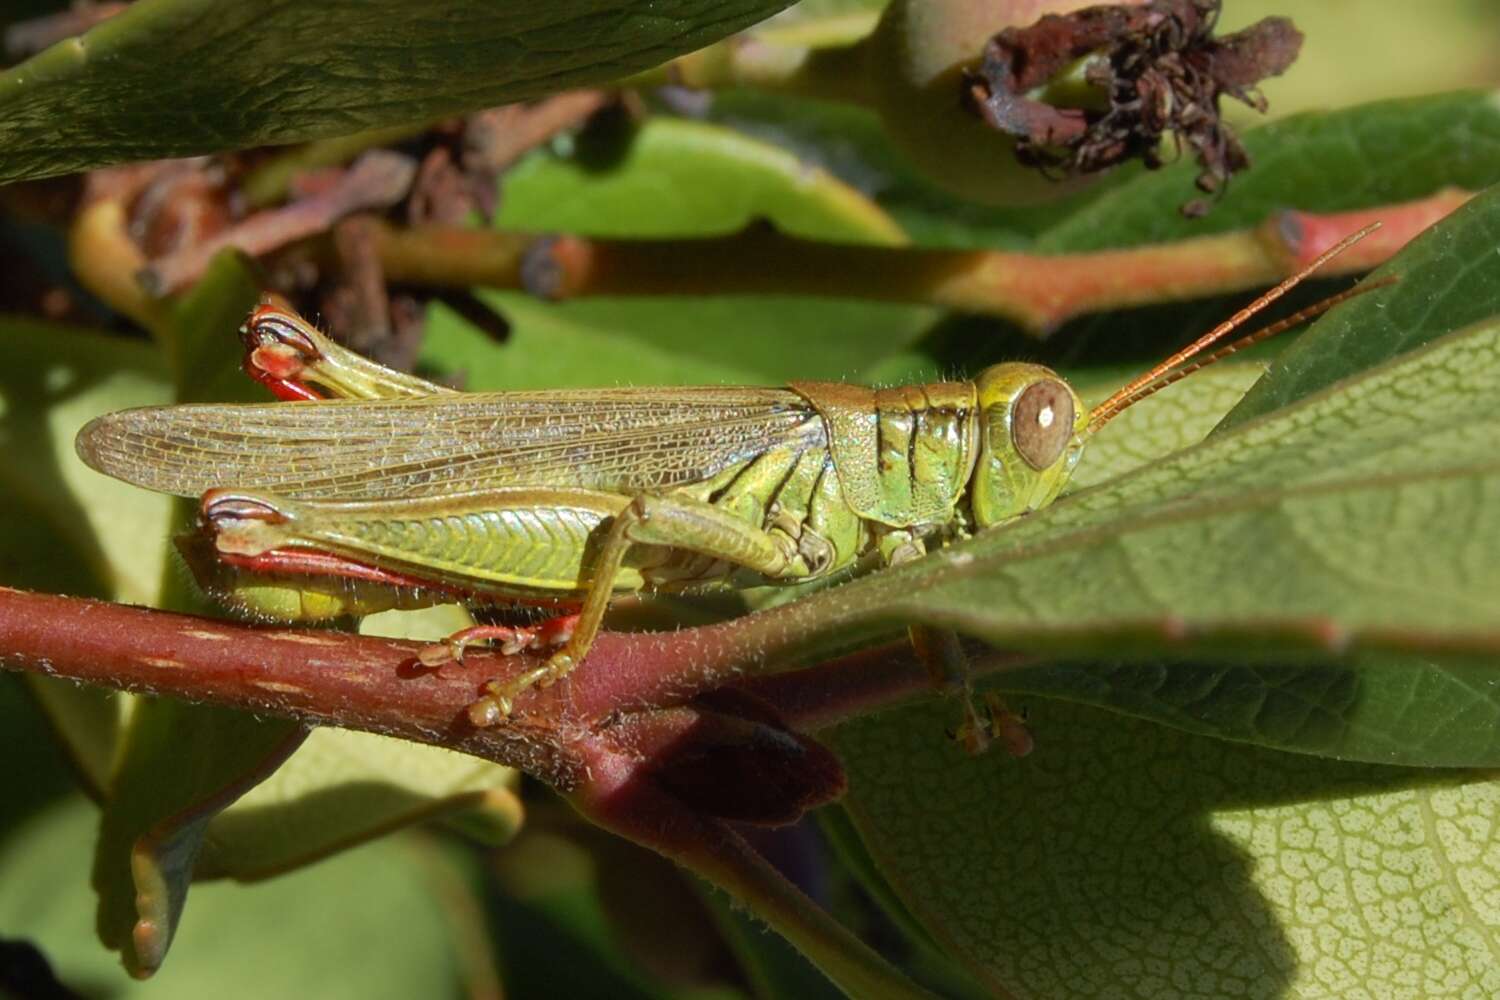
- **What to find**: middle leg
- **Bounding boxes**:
[466,491,810,725]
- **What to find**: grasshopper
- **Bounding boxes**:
[75,227,1377,748]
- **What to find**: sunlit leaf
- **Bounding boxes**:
[831,698,1500,999]
[5,798,478,999]
[500,116,906,244]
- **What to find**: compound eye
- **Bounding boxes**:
[1011,379,1075,470]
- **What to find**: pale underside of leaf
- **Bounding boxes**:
[0,0,797,183]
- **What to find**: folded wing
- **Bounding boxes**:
[76,387,825,501]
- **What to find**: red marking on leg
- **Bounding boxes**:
[450,625,537,652]
[217,548,465,593]
[242,348,323,401]
[416,613,580,669]
[214,545,584,613]
[240,294,327,400]
[242,354,323,401]
[531,613,579,647]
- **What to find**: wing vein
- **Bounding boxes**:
[77,388,827,500]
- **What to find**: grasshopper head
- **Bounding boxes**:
[965,227,1390,531]
[970,363,1087,529]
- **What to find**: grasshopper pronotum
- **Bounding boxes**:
[76,227,1378,747]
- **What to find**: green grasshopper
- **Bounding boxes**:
[75,227,1376,749]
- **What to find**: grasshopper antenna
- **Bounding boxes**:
[1086,222,1389,435]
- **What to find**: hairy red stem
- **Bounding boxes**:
[0,587,940,792]
[0,586,938,991]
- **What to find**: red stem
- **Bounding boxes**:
[489,189,1471,333]
[0,587,947,790]
[0,587,943,993]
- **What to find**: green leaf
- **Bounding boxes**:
[20,678,119,800]
[0,0,796,184]
[733,198,1500,767]
[199,726,523,878]
[877,314,1500,739]
[751,0,884,43]
[814,808,992,1000]
[703,887,847,1000]
[1223,179,1500,425]
[832,351,1481,770]
[0,317,172,798]
[1009,188,1500,763]
[167,250,272,405]
[0,316,162,794]
[1008,360,1496,766]
[829,697,1500,998]
[1040,91,1500,251]
[1067,363,1268,491]
[196,605,522,879]
[0,317,172,605]
[5,798,477,999]
[422,292,938,389]
[705,90,1097,250]
[489,829,737,1000]
[92,702,307,976]
[499,116,906,243]
[0,675,80,832]
[433,105,942,392]
[996,654,1500,767]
